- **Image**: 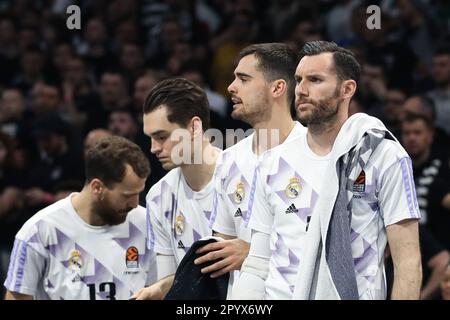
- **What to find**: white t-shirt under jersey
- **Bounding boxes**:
[210,122,305,242]
[4,194,156,300]
[146,167,213,266]
[247,131,420,300]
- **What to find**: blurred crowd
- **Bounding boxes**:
[1,0,450,299]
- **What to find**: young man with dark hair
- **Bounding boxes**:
[237,41,421,300]
[401,112,450,247]
[4,136,156,300]
[132,78,220,299]
[193,43,304,293]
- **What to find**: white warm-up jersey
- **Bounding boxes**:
[146,168,213,266]
[4,194,156,300]
[247,131,420,299]
[210,122,305,241]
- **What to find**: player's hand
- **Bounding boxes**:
[131,284,164,300]
[441,265,450,300]
[194,239,250,278]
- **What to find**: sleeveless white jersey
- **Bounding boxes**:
[146,168,213,266]
[4,194,156,300]
[210,122,305,241]
[248,131,420,299]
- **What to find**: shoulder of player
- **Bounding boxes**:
[371,138,409,168]
[126,205,146,223]
[16,197,70,241]
[222,133,253,156]
[147,168,181,195]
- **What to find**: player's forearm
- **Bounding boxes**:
[391,257,422,299]
[232,230,270,300]
[5,291,33,300]
[158,275,175,299]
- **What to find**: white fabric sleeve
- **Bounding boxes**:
[156,254,177,281]
[379,156,421,226]
[146,199,173,255]
[210,176,237,237]
[231,230,271,300]
[246,168,273,234]
[4,238,46,296]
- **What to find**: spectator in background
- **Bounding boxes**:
[210,11,258,96]
[119,43,146,88]
[0,131,30,299]
[76,17,115,81]
[133,71,165,121]
[401,112,450,248]
[84,128,112,156]
[25,113,84,210]
[12,48,46,94]
[357,58,388,119]
[0,88,30,147]
[428,45,450,135]
[381,88,407,138]
[402,95,449,160]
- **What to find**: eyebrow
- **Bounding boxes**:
[235,72,253,79]
[122,187,145,196]
[149,130,169,136]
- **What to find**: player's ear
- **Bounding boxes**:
[90,178,105,200]
[271,79,286,99]
[342,79,357,100]
[189,116,203,140]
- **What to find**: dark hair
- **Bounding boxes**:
[416,95,436,123]
[239,43,299,107]
[402,112,433,130]
[299,41,361,85]
[143,78,210,129]
[85,136,150,188]
[434,44,450,57]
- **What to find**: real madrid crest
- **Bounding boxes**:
[285,177,302,199]
[175,213,185,236]
[68,249,83,271]
[234,181,245,204]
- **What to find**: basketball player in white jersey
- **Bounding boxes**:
[132,78,220,299]
[236,41,422,299]
[4,136,156,300]
[194,43,305,283]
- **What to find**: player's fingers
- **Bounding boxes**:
[195,241,223,254]
[210,264,233,278]
[201,258,229,274]
[195,250,219,265]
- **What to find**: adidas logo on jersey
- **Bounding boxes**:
[234,208,243,217]
[177,240,185,249]
[285,203,298,214]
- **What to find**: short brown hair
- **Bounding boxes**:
[143,78,210,130]
[300,41,361,85]
[85,136,150,188]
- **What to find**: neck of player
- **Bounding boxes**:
[71,189,104,226]
[306,109,348,156]
[252,110,295,155]
[181,141,219,192]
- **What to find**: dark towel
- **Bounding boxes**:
[164,238,229,300]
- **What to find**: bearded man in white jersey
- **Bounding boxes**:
[4,136,156,300]
[194,43,304,289]
[132,78,220,300]
[236,41,422,300]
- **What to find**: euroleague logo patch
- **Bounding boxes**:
[353,170,366,193]
[126,246,139,268]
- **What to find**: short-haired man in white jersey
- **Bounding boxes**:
[132,78,220,299]
[194,43,304,284]
[236,41,422,299]
[4,136,156,300]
